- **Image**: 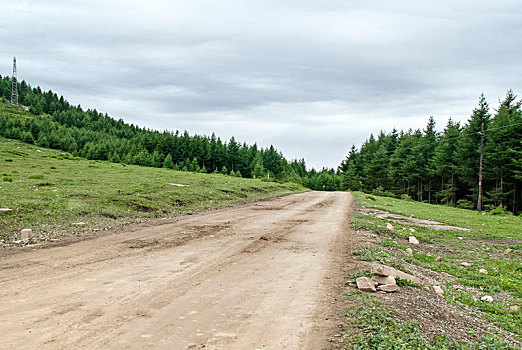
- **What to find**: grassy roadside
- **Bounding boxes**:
[338,191,521,349]
[0,138,305,246]
[342,292,514,350]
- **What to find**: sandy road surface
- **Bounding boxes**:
[0,191,354,349]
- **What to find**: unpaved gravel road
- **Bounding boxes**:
[0,191,354,349]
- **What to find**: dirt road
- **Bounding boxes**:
[0,191,354,349]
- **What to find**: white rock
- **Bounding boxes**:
[480,295,493,302]
[461,262,471,267]
[504,248,513,254]
[409,228,415,232]
[356,277,376,292]
[371,275,396,286]
[409,236,419,245]
[457,236,463,240]
[386,223,394,231]
[479,268,488,274]
[21,229,32,241]
[371,265,397,277]
[0,208,13,213]
[435,256,441,262]
[72,222,86,226]
[371,264,421,284]
[433,285,444,295]
[378,284,399,292]
[406,248,413,257]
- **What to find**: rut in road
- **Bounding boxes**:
[0,191,354,349]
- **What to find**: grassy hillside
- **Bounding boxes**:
[347,192,521,344]
[0,138,305,246]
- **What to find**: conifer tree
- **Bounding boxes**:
[163,153,174,169]
[456,93,491,202]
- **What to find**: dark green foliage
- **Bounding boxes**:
[0,75,324,187]
[340,92,522,214]
[162,153,174,169]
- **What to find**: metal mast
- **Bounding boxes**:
[11,57,18,105]
[477,123,485,211]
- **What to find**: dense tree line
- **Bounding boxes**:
[339,92,522,214]
[0,75,340,190]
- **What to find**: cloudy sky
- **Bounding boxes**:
[1,1,521,169]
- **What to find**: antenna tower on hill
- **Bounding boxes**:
[11,56,18,105]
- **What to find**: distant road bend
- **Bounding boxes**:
[0,191,354,349]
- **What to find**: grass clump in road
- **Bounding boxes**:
[351,191,522,339]
[0,138,305,245]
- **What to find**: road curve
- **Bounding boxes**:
[0,191,354,349]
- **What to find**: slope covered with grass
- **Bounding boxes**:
[350,192,521,340]
[0,138,305,246]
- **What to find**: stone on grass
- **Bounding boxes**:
[372,264,421,284]
[409,236,419,245]
[510,305,519,312]
[433,285,444,296]
[480,295,493,302]
[479,268,488,274]
[396,271,421,284]
[461,262,471,267]
[406,248,413,257]
[378,284,399,293]
[409,228,415,232]
[457,236,463,240]
[504,248,513,254]
[21,229,32,241]
[386,223,394,231]
[0,208,13,213]
[356,277,376,292]
[435,256,441,262]
[371,265,397,277]
[371,275,396,286]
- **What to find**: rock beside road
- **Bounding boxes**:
[371,264,421,284]
[356,277,376,292]
[21,229,33,241]
[409,236,420,245]
[371,275,396,286]
[355,264,421,294]
[378,284,399,292]
[433,285,444,296]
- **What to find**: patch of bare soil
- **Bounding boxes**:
[359,208,471,231]
[381,287,520,346]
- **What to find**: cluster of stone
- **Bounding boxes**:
[355,264,420,293]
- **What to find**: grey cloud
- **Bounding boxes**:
[1,0,521,168]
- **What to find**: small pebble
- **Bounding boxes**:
[480,295,493,302]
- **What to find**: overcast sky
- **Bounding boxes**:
[1,1,521,169]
